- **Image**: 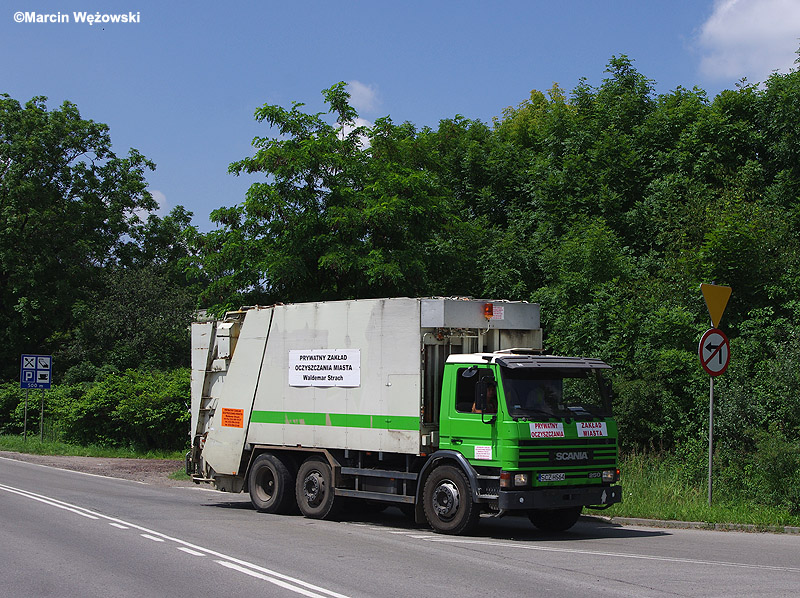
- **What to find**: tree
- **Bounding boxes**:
[64,207,200,375]
[192,83,483,312]
[0,94,176,379]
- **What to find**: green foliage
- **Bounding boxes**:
[0,95,152,377]
[0,383,25,434]
[0,95,199,379]
[190,83,487,311]
[60,369,190,451]
[60,207,200,374]
[607,451,800,527]
[0,369,189,452]
[0,435,184,459]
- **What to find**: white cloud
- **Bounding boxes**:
[697,0,800,82]
[347,80,380,114]
[134,189,169,221]
[339,117,373,149]
[149,189,169,216]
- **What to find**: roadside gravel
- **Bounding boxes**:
[0,450,195,487]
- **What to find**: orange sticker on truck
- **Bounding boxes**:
[220,408,244,428]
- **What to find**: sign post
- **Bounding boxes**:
[699,284,731,506]
[20,355,52,442]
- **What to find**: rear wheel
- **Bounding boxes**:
[248,453,296,514]
[295,457,341,520]
[423,465,480,535]
[528,506,582,532]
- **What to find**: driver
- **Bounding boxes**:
[472,383,497,414]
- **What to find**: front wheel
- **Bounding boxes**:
[528,506,582,532]
[423,465,480,535]
[295,457,341,520]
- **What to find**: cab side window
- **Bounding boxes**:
[455,368,478,413]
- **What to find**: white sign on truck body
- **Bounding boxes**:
[288,350,361,387]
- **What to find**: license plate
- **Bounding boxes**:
[538,473,565,482]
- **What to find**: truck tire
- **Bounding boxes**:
[423,465,480,535]
[296,457,341,520]
[248,453,297,514]
[528,506,582,532]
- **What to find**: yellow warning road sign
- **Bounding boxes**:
[700,283,732,328]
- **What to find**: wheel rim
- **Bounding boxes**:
[255,468,275,502]
[303,470,324,507]
[432,480,460,521]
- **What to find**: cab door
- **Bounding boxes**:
[439,365,499,466]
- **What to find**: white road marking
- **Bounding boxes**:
[0,481,353,598]
[177,547,206,557]
[335,514,800,575]
[421,536,800,573]
[141,534,165,542]
[0,482,99,519]
[109,523,129,529]
[217,560,345,598]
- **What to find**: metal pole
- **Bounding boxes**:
[708,376,714,506]
[40,388,44,442]
[24,389,28,441]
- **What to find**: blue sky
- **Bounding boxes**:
[3,1,799,231]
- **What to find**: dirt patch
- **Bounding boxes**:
[0,451,196,487]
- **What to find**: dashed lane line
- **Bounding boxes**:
[338,521,800,575]
[0,482,352,598]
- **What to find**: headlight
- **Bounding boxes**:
[602,469,619,483]
[500,471,530,488]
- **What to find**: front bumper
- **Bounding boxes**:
[498,484,622,510]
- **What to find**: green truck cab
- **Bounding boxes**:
[428,353,621,533]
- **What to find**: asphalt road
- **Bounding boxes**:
[1,456,799,598]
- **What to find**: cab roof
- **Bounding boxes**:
[446,352,611,370]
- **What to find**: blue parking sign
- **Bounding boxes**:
[20,354,52,389]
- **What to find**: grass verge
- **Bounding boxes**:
[0,434,185,460]
[601,453,800,528]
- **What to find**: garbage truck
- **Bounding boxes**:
[187,297,621,534]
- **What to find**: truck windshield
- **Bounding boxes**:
[500,367,611,419]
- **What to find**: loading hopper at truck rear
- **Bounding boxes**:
[187,297,621,535]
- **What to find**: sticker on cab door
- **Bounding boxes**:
[474,446,493,460]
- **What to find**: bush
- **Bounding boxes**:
[0,369,190,452]
[61,368,190,451]
[0,383,25,434]
[716,425,800,515]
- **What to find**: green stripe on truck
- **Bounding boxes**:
[250,410,420,430]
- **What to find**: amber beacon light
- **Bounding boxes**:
[483,302,494,320]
